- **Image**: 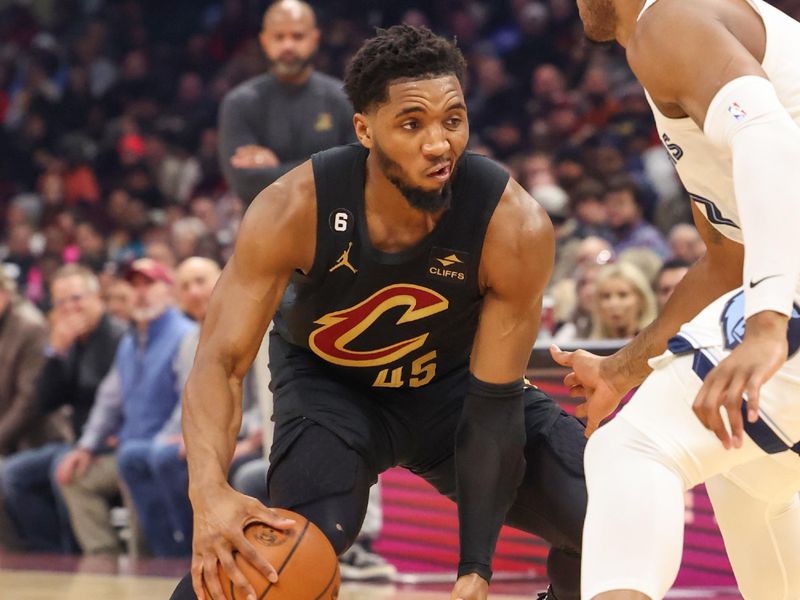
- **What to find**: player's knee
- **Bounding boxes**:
[304,510,359,556]
[584,421,623,483]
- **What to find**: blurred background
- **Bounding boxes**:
[3,0,799,595]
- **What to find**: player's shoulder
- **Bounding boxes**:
[249,160,316,231]
[478,175,554,291]
[454,151,510,199]
[239,160,317,272]
[310,143,365,181]
[628,0,730,93]
[487,176,553,259]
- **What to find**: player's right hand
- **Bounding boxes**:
[549,345,627,437]
[190,484,295,600]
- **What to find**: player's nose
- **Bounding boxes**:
[421,126,450,158]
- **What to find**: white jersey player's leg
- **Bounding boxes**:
[706,458,800,600]
[582,353,800,600]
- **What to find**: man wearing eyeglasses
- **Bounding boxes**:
[1,264,126,553]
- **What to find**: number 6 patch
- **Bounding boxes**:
[329,209,354,233]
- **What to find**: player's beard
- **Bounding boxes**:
[578,0,618,42]
[373,142,454,213]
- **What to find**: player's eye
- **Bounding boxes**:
[445,117,462,128]
[401,120,419,131]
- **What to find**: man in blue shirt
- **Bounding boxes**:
[56,259,195,555]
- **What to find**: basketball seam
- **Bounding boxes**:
[313,560,339,600]
[257,519,310,600]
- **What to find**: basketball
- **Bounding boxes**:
[212,509,340,600]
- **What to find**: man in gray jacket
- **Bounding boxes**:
[217,0,355,204]
[0,266,50,550]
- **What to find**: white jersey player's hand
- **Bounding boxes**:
[550,345,627,437]
[693,311,789,449]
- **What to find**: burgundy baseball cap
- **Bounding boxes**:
[124,258,174,285]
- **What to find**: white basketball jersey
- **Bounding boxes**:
[639,0,800,244]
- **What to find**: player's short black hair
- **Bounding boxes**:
[344,25,467,113]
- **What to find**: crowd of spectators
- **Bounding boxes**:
[3,0,800,558]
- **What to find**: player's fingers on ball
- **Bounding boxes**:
[202,553,225,600]
[218,547,256,600]
[234,531,277,582]
[258,505,295,529]
[191,559,206,600]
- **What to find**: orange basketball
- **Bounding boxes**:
[210,509,340,600]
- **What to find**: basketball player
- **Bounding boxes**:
[551,0,800,598]
[169,26,587,600]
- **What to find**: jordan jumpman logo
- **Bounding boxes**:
[329,241,358,274]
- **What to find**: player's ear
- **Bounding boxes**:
[353,113,373,149]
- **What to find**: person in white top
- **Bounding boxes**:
[551,0,800,598]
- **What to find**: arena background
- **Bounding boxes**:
[4,0,798,596]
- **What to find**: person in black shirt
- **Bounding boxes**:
[2,264,124,552]
[172,26,586,600]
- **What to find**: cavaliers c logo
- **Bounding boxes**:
[309,284,449,367]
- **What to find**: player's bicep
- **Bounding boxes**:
[196,166,316,379]
[630,6,766,128]
[471,181,555,383]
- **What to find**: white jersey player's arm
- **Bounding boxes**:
[629,0,800,321]
[704,77,800,319]
[627,0,799,446]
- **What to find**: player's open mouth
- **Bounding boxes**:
[427,163,452,182]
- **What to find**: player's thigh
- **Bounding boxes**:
[619,354,773,488]
[706,459,800,600]
[506,388,587,551]
[266,418,377,555]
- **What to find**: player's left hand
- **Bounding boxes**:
[693,310,789,449]
[450,573,488,600]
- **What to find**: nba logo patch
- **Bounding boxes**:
[727,102,747,121]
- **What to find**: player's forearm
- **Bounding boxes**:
[183,357,244,496]
[455,376,526,582]
[704,76,800,320]
[606,253,740,390]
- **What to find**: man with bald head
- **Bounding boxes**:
[218,0,356,204]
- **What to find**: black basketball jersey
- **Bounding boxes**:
[273,143,510,389]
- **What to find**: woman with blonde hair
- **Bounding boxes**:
[590,261,657,340]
